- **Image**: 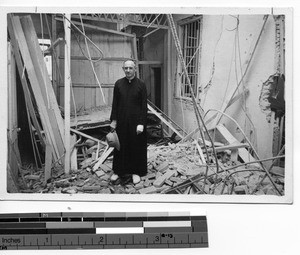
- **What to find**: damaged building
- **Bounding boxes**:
[6,13,286,196]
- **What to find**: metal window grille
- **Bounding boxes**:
[180,19,201,98]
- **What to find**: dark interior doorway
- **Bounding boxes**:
[152,67,162,110]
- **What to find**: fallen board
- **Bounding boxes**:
[216,124,260,168]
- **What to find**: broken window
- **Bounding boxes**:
[177,16,202,99]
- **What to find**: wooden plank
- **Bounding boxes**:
[9,15,61,161]
[64,13,71,174]
[208,143,249,152]
[70,128,107,146]
[70,134,78,171]
[56,17,135,38]
[147,104,183,139]
[20,16,65,142]
[93,147,114,171]
[19,16,65,157]
[216,124,260,167]
[51,15,58,96]
[74,87,85,112]
[194,140,206,164]
[44,142,52,184]
[84,87,93,110]
[8,20,45,150]
[132,35,139,77]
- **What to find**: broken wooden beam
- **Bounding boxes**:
[8,15,64,162]
[93,147,114,171]
[216,124,260,167]
[44,142,52,184]
[70,128,107,146]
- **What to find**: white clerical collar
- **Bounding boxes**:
[127,76,135,83]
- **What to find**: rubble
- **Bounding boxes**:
[18,136,285,196]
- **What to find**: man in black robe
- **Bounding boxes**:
[109,60,148,184]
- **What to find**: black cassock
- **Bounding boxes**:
[110,76,148,177]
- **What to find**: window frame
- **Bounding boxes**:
[175,15,202,101]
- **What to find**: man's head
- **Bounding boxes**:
[122,60,136,80]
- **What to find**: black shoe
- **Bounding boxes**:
[120,175,132,186]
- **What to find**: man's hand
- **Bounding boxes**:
[110,120,117,131]
[136,125,144,135]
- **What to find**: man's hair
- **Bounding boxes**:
[123,59,136,67]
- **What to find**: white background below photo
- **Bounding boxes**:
[0,0,299,255]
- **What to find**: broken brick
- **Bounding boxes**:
[164,179,173,186]
[147,173,156,179]
[153,170,176,187]
[156,161,169,172]
[144,179,151,187]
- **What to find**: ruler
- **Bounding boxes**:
[0,212,208,250]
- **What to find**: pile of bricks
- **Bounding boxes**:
[18,141,284,196]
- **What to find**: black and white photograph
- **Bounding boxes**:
[0,1,299,255]
[3,8,293,203]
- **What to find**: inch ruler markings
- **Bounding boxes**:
[0,212,208,250]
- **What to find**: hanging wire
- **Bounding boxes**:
[78,13,106,105]
[220,33,236,111]
[201,16,224,107]
[72,30,102,63]
[62,14,104,61]
[44,14,78,126]
[235,15,257,147]
[167,14,220,178]
[225,15,239,31]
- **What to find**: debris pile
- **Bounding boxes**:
[18,138,285,195]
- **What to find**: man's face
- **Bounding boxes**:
[123,61,136,79]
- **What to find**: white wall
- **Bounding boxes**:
[172,15,278,159]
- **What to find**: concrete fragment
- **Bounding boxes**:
[25,175,40,180]
[99,164,112,173]
[169,177,183,184]
[62,188,77,194]
[82,186,101,191]
[270,166,285,176]
[156,161,169,172]
[99,181,109,187]
[80,158,93,168]
[164,179,173,186]
[157,185,170,193]
[139,186,158,194]
[255,189,266,195]
[153,170,176,187]
[95,170,105,177]
[144,179,151,187]
[99,188,111,194]
[234,185,248,194]
[126,187,136,194]
[134,181,145,190]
